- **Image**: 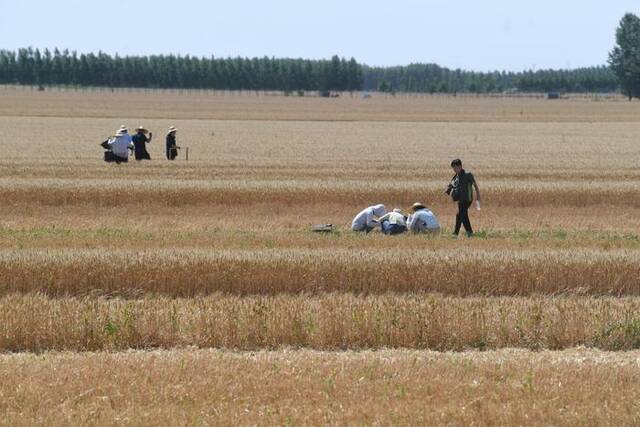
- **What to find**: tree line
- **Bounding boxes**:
[0,48,363,92]
[364,64,617,94]
[0,45,630,94]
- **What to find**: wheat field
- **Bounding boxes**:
[1,87,639,424]
[2,348,639,425]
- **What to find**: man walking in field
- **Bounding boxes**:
[445,159,481,237]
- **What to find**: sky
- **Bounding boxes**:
[0,0,637,71]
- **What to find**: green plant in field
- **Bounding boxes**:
[104,321,118,337]
[592,318,640,350]
[552,230,568,240]
[522,369,535,392]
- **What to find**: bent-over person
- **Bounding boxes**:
[407,202,440,233]
[105,126,133,164]
[378,208,408,235]
[351,204,386,233]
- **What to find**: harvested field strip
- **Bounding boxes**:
[2,294,640,352]
[0,226,638,251]
[1,348,639,425]
[3,186,640,208]
[2,88,640,122]
[2,162,640,182]
[3,164,640,184]
[1,248,639,297]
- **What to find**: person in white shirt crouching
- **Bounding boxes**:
[378,208,408,235]
[351,204,386,233]
[407,202,440,234]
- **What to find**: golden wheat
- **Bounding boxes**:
[1,294,639,352]
[1,348,639,425]
[0,247,639,297]
[2,87,640,423]
[2,86,640,121]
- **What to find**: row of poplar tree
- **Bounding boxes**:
[364,64,617,94]
[0,49,363,92]
[0,39,630,95]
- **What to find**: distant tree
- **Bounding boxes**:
[609,13,640,100]
[378,80,391,93]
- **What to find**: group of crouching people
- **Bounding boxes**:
[351,202,440,235]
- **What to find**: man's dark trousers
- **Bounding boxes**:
[454,201,473,236]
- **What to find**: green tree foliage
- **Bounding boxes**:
[0,49,363,92]
[363,63,617,94]
[0,48,620,94]
[609,13,640,100]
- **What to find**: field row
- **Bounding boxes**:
[3,117,639,170]
[2,247,640,297]
[4,161,640,182]
[2,294,640,352]
[1,225,638,251]
[2,88,640,122]
[3,186,640,209]
[1,348,639,425]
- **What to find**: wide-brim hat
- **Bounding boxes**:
[411,202,426,211]
[135,126,148,133]
[167,126,178,133]
[393,208,403,214]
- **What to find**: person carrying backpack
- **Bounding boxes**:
[445,159,481,237]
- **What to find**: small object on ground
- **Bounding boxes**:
[311,224,334,233]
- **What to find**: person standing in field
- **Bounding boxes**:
[407,202,440,233]
[166,126,180,160]
[445,158,481,237]
[132,126,152,161]
[351,204,386,232]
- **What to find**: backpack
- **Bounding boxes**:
[450,174,462,201]
[450,171,473,202]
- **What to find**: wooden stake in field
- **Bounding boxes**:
[185,147,189,161]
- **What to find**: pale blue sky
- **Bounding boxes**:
[0,0,637,71]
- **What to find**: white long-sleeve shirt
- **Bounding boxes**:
[351,204,386,231]
[108,133,133,158]
[407,208,440,232]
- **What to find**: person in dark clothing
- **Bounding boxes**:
[131,126,152,161]
[445,159,481,237]
[166,126,180,160]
